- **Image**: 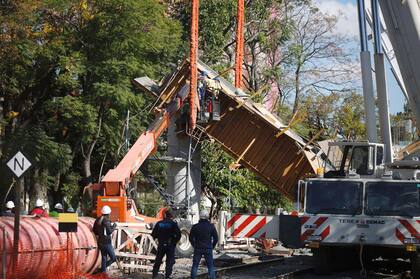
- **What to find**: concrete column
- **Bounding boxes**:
[167,116,201,223]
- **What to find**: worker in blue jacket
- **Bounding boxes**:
[189,210,219,279]
[151,208,181,279]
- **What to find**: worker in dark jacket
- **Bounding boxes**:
[189,210,218,279]
[93,205,117,273]
[2,201,15,217]
[151,208,181,279]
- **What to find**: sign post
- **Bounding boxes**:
[58,213,78,276]
[6,151,32,269]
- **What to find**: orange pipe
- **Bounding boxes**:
[235,0,245,88]
[189,0,199,131]
[0,216,100,278]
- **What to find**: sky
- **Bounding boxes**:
[314,0,406,114]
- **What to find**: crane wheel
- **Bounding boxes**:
[176,219,194,258]
[313,246,332,275]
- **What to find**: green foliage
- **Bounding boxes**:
[0,0,183,210]
[61,172,81,208]
[201,141,292,213]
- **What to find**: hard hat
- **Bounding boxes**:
[101,205,111,215]
[199,209,209,219]
[67,207,75,213]
[6,201,15,209]
[54,203,63,210]
[35,199,44,207]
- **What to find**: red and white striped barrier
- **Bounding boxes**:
[224,213,279,239]
[300,216,330,242]
[395,219,420,243]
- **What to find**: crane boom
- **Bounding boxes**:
[96,83,189,223]
[379,0,420,133]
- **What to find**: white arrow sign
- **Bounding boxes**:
[7,151,32,178]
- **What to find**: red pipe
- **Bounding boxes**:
[0,216,100,278]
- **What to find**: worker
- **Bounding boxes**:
[30,199,48,217]
[49,203,64,217]
[189,210,218,279]
[151,208,181,279]
[2,201,15,217]
[93,205,117,273]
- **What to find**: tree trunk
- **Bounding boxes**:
[83,152,92,182]
[82,111,102,184]
[31,168,49,210]
[293,66,301,114]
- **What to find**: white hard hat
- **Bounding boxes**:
[35,199,44,207]
[6,201,15,209]
[199,209,209,219]
[54,203,63,210]
[101,205,111,215]
[67,207,75,213]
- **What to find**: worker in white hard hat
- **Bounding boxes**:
[30,199,48,217]
[189,210,218,279]
[2,201,15,217]
[93,205,117,273]
[49,203,64,217]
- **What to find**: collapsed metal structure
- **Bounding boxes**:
[138,60,323,201]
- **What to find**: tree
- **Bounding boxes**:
[299,90,366,140]
[0,0,183,210]
[276,1,359,114]
[201,141,292,217]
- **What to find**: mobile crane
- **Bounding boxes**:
[294,0,420,276]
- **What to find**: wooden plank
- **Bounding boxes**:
[119,263,154,271]
[116,252,156,260]
[115,232,142,252]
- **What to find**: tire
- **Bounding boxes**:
[412,253,420,279]
[313,246,332,275]
[175,219,194,258]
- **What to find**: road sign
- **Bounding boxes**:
[58,213,78,232]
[6,151,31,178]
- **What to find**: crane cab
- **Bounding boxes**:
[323,141,385,179]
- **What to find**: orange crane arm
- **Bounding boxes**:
[101,97,184,196]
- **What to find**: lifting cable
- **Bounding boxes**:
[189,0,199,131]
[235,0,245,89]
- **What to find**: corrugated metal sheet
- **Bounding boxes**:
[138,60,324,200]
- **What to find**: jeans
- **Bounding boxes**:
[99,243,116,272]
[191,248,216,279]
[152,243,176,278]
